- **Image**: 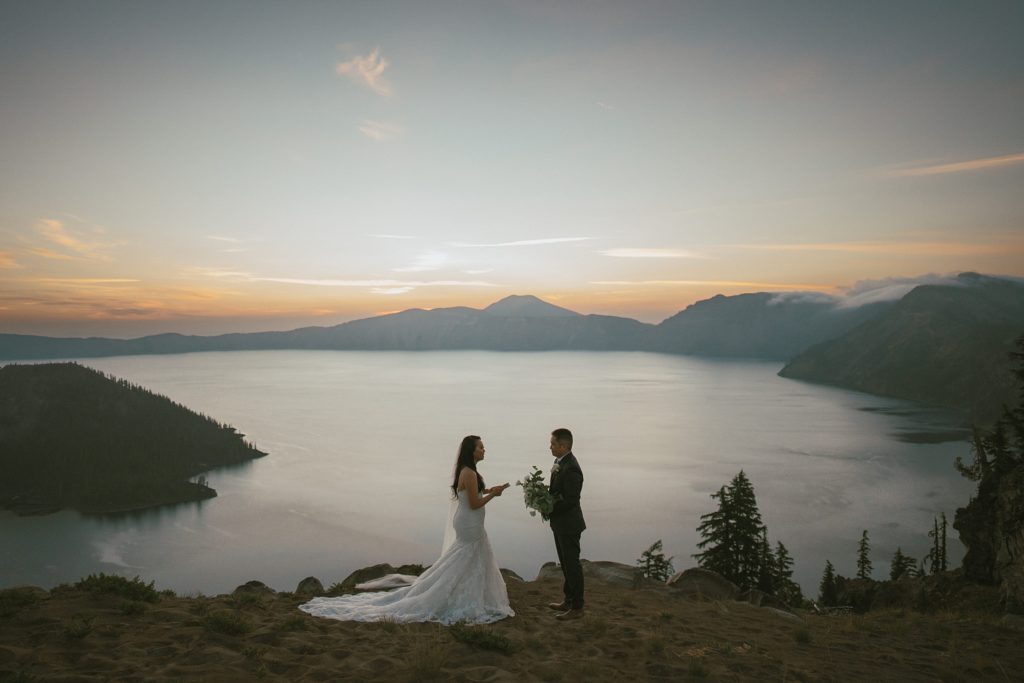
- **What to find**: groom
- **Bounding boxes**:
[547,427,585,620]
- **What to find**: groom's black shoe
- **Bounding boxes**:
[555,607,584,621]
[547,601,569,611]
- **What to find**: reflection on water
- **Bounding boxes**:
[1,351,975,596]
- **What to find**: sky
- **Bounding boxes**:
[1,0,1022,337]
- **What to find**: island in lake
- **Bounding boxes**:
[0,362,266,516]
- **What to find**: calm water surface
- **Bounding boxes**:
[1,351,974,595]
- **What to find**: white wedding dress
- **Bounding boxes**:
[298,489,514,625]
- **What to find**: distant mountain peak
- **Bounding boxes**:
[483,295,580,317]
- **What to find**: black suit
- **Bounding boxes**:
[549,452,585,609]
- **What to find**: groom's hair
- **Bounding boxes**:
[551,428,573,449]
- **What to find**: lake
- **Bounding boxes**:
[0,350,975,596]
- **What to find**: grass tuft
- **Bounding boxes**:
[203,610,252,636]
[276,614,310,632]
[794,626,813,644]
[449,621,516,654]
[406,624,451,680]
[120,600,148,616]
[62,615,94,640]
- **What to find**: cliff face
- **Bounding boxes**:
[955,466,1024,612]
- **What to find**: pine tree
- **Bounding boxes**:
[694,485,735,580]
[856,530,872,580]
[693,471,766,590]
[773,541,803,606]
[889,547,916,580]
[637,539,675,582]
[819,559,837,607]
[756,527,775,593]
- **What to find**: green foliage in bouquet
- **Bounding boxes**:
[515,466,561,521]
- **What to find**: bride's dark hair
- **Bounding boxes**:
[451,434,485,497]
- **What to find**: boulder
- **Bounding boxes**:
[738,588,792,612]
[233,580,275,596]
[295,577,325,596]
[500,568,525,583]
[535,560,663,588]
[666,568,739,601]
[337,563,426,593]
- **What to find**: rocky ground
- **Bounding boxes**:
[2,562,1023,682]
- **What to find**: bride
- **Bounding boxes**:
[298,435,515,625]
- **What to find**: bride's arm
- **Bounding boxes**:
[460,468,496,510]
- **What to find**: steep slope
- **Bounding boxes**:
[652,292,892,359]
[0,363,266,514]
[779,274,1024,423]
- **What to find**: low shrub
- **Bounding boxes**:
[75,573,159,603]
[0,588,44,618]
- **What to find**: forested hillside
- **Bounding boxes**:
[0,363,266,515]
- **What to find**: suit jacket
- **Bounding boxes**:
[548,452,586,535]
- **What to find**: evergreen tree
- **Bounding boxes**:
[637,539,675,582]
[889,547,916,580]
[693,471,766,590]
[773,541,803,606]
[818,559,838,607]
[856,530,872,580]
[756,527,775,593]
[694,485,735,580]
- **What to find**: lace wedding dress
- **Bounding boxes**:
[298,489,514,625]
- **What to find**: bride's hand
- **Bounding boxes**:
[492,483,511,496]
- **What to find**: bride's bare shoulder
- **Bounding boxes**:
[457,466,478,489]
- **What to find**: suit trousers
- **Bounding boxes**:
[552,529,584,609]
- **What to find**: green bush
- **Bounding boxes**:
[75,573,159,603]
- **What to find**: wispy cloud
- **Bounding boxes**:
[371,286,415,295]
[836,274,965,308]
[599,248,703,259]
[358,119,404,141]
[336,48,393,96]
[452,237,591,248]
[256,277,496,288]
[24,247,77,261]
[369,233,415,240]
[734,241,1021,256]
[884,151,1024,177]
[206,235,243,243]
[30,218,115,260]
[185,267,257,280]
[0,250,21,268]
[393,250,448,272]
[31,277,139,284]
[597,101,614,110]
[591,279,835,290]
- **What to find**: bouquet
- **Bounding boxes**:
[515,466,561,521]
